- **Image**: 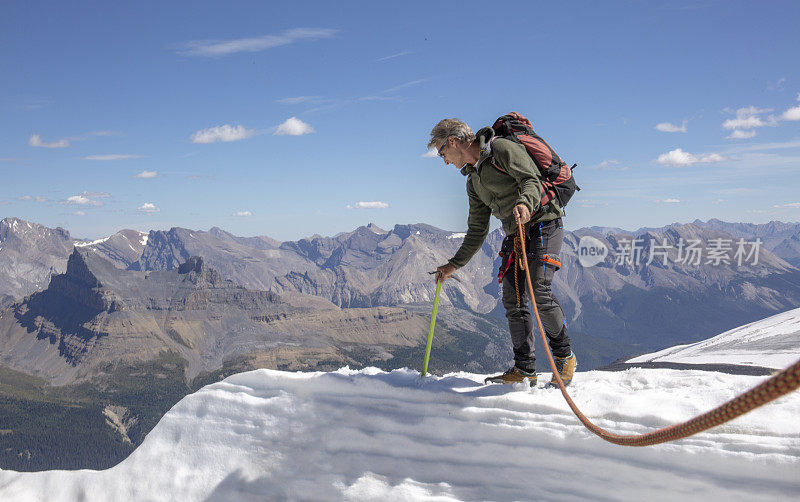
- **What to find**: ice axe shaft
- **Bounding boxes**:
[421,279,442,377]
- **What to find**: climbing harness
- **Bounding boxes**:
[513,217,800,446]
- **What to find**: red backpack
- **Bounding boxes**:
[491,112,580,210]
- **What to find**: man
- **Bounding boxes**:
[430,118,576,387]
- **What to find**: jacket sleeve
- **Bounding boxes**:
[494,139,543,215]
[448,177,491,268]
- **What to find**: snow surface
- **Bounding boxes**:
[0,367,798,501]
[74,236,111,247]
[628,307,800,369]
[447,232,467,239]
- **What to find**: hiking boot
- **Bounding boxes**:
[548,352,577,387]
[484,366,538,387]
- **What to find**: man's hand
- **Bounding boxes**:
[435,263,456,282]
[513,203,531,224]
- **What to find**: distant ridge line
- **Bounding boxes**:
[598,361,776,376]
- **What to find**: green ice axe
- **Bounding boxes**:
[421,278,442,377]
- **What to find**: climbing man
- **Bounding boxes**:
[430,116,577,387]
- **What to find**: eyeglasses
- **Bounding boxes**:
[437,137,451,157]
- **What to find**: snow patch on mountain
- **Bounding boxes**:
[0,366,797,501]
[75,236,111,247]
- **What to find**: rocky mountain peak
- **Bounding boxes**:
[130,228,191,271]
[64,248,103,289]
[177,256,222,286]
[365,223,387,234]
[208,227,232,240]
[1,217,70,243]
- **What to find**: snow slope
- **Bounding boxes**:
[628,307,800,369]
[0,366,798,501]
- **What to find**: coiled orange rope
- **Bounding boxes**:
[515,217,800,446]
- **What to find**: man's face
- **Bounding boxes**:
[439,137,463,168]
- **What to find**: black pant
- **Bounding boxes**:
[501,218,571,372]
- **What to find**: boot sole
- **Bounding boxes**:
[484,377,537,387]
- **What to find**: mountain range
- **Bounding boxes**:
[3,215,800,368]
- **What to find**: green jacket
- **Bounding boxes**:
[448,127,563,269]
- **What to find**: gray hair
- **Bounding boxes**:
[427,118,475,149]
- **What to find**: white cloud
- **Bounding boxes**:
[657,149,697,166]
[662,198,681,203]
[657,148,727,167]
[274,117,315,136]
[28,134,70,148]
[82,154,143,161]
[87,130,122,137]
[720,139,800,154]
[346,201,389,209]
[191,124,256,144]
[766,77,787,92]
[67,196,91,205]
[784,107,800,121]
[17,195,32,201]
[699,152,726,163]
[597,159,630,171]
[721,106,778,135]
[376,51,412,62]
[233,211,252,217]
[655,121,687,133]
[177,28,338,57]
[723,117,765,129]
[276,96,322,104]
[81,191,110,198]
[726,129,757,139]
[35,196,47,203]
[383,79,429,94]
[422,148,438,158]
[782,95,800,121]
[773,202,800,208]
[134,170,158,179]
[138,202,160,213]
[359,96,401,102]
[27,130,122,149]
[64,195,104,206]
[74,211,86,216]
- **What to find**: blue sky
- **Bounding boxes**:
[2,1,800,241]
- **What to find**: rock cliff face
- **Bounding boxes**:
[0,249,289,384]
[0,217,74,301]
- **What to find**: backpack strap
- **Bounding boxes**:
[478,137,509,175]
